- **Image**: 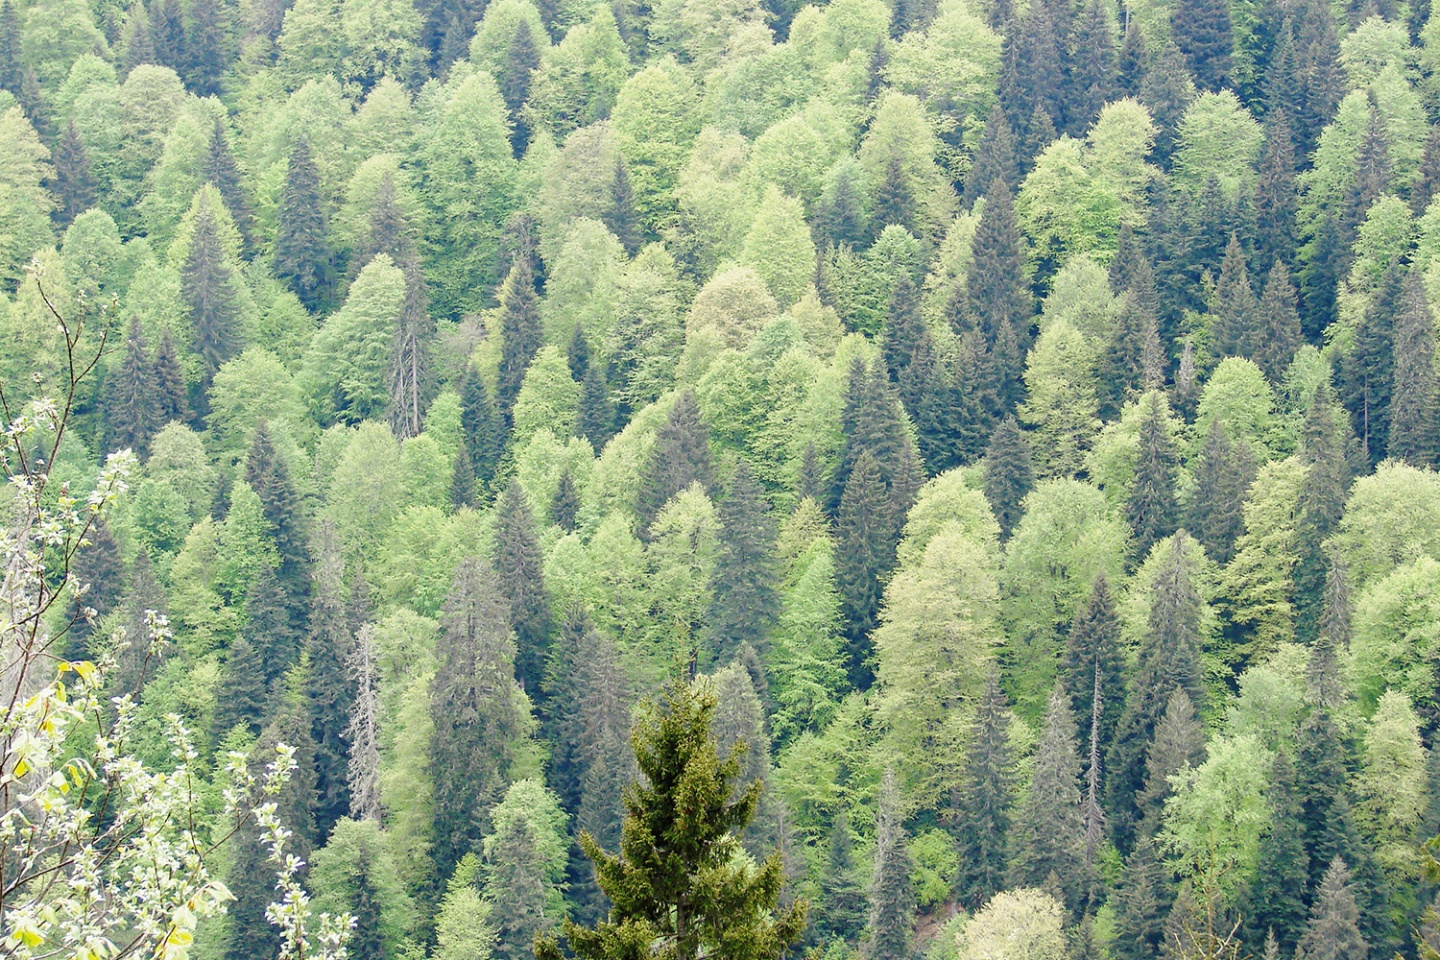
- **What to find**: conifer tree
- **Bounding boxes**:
[999,3,1065,143]
[273,137,334,313]
[460,367,502,495]
[604,157,641,256]
[1245,751,1310,955]
[67,519,125,653]
[244,424,310,632]
[982,416,1034,540]
[182,192,242,384]
[835,451,891,689]
[184,0,224,95]
[1010,686,1085,905]
[550,469,580,532]
[536,679,806,960]
[954,671,1015,907]
[1063,574,1125,752]
[1307,558,1350,711]
[307,521,355,840]
[963,111,1019,209]
[1302,215,1345,341]
[1066,0,1117,132]
[571,624,630,859]
[1386,270,1439,467]
[201,119,254,253]
[1293,388,1350,644]
[1296,858,1368,960]
[881,275,928,412]
[1172,0,1231,90]
[1255,261,1302,381]
[1254,114,1297,274]
[1210,235,1258,361]
[1127,393,1178,561]
[152,0,186,68]
[493,479,553,694]
[1117,17,1145,96]
[866,769,913,960]
[214,631,267,737]
[708,460,779,666]
[1099,292,1158,421]
[1111,837,1171,960]
[1133,687,1205,840]
[873,155,915,235]
[352,175,411,273]
[500,20,538,156]
[636,391,714,534]
[485,812,556,960]
[1080,664,1108,911]
[153,327,190,426]
[497,250,543,425]
[577,361,616,452]
[430,557,528,880]
[0,0,21,97]
[1139,40,1193,161]
[1414,126,1440,216]
[51,120,96,226]
[1343,108,1391,242]
[347,623,381,823]
[1184,420,1255,565]
[386,258,434,439]
[106,316,159,456]
[964,180,1031,418]
[244,562,303,687]
[813,809,867,944]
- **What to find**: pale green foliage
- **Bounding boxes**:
[740,187,819,307]
[611,57,701,231]
[1340,16,1412,88]
[431,855,498,960]
[166,518,239,652]
[324,421,408,557]
[896,469,1000,567]
[311,818,420,956]
[206,349,308,456]
[857,91,956,235]
[701,29,813,138]
[687,266,780,349]
[675,129,755,277]
[1193,358,1280,459]
[146,423,217,521]
[514,428,595,521]
[1172,92,1265,202]
[398,434,451,509]
[1119,533,1222,683]
[524,6,629,139]
[1019,320,1100,478]
[644,482,720,675]
[1353,690,1427,880]
[335,155,422,255]
[541,219,625,349]
[20,0,107,89]
[1330,462,1440,590]
[883,0,1000,132]
[350,79,418,158]
[1037,255,1120,340]
[277,0,346,91]
[1224,644,1309,753]
[957,889,1067,960]
[138,99,230,248]
[301,254,405,424]
[469,0,547,76]
[910,829,960,909]
[339,0,424,91]
[513,346,581,445]
[1349,556,1440,710]
[1162,734,1272,907]
[535,124,624,265]
[423,390,465,467]
[482,779,570,914]
[0,107,56,290]
[649,0,764,71]
[373,507,490,616]
[744,108,847,210]
[1221,457,1307,653]
[217,482,279,603]
[770,535,847,741]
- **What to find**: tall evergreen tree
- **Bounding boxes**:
[244,562,304,688]
[152,0,186,69]
[429,557,528,880]
[213,631,267,737]
[1293,387,1351,644]
[981,416,1034,540]
[493,479,552,695]
[153,327,189,426]
[1413,126,1440,216]
[707,460,779,666]
[550,469,580,532]
[1099,292,1160,421]
[66,519,125,654]
[1010,686,1086,905]
[1255,261,1302,381]
[1112,836,1171,960]
[50,120,96,226]
[1386,269,1439,466]
[244,424,310,633]
[1246,751,1310,955]
[0,0,21,97]
[1139,39,1194,161]
[872,155,915,235]
[813,808,867,944]
[386,258,434,439]
[604,157,641,256]
[105,316,159,456]
[347,623,381,823]
[1063,574,1126,753]
[835,451,891,689]
[1127,393,1179,561]
[636,391,715,534]
[500,20,539,156]
[1296,858,1369,960]
[964,180,1031,419]
[1117,17,1146,97]
[352,175,411,273]
[999,2,1065,143]
[1185,420,1255,565]
[496,250,543,425]
[183,0,224,94]
[307,521,355,840]
[460,367,502,495]
[273,137,334,313]
[1210,235,1259,361]
[866,769,914,960]
[201,119,254,253]
[963,111,1020,209]
[535,679,806,960]
[1254,113,1298,274]
[576,361,616,452]
[182,192,242,384]
[1343,107,1392,243]
[1339,263,1401,465]
[1172,0,1231,90]
[1066,0,1118,132]
[485,812,556,960]
[881,275,929,414]
[1133,687,1206,840]
[953,671,1015,907]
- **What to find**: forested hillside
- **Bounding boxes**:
[2,0,1440,952]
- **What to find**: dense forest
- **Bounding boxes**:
[2,0,1440,951]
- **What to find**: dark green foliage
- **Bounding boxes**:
[1255,261,1302,380]
[1308,559,1350,711]
[998,3,1064,146]
[1066,0,1117,132]
[604,158,641,256]
[500,20,538,156]
[1210,234,1258,361]
[1139,40,1193,161]
[1172,0,1231,90]
[865,769,913,960]
[201,120,254,253]
[244,563,303,687]
[1343,108,1392,242]
[835,451,891,689]
[872,155,915,235]
[497,250,542,425]
[536,679,806,960]
[1293,387,1351,644]
[386,258,434,439]
[307,522,355,840]
[1297,858,1369,960]
[182,193,242,382]
[105,316,159,456]
[450,443,476,509]
[183,0,224,96]
[1246,751,1310,955]
[635,390,714,534]
[1063,575,1125,754]
[214,632,267,737]
[1185,420,1255,565]
[1099,292,1161,421]
[51,120,97,226]
[1111,837,1172,960]
[818,166,869,248]
[152,0,186,69]
[273,138,334,313]
[1009,686,1085,906]
[494,479,552,695]
[0,0,21,96]
[963,179,1030,419]
[881,274,927,405]
[352,174,412,273]
[982,415,1033,540]
[1117,17,1145,97]
[1302,214,1346,342]
[244,424,310,633]
[1254,114,1298,274]
[429,557,527,880]
[345,844,386,960]
[153,327,190,426]
[551,469,580,531]
[460,367,503,494]
[1386,270,1439,467]
[1127,393,1178,561]
[812,809,866,945]
[963,110,1019,209]
[66,518,125,652]
[1413,126,1440,216]
[576,361,616,452]
[1133,687,1205,840]
[953,671,1015,907]
[707,460,778,666]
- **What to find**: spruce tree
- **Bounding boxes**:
[881,274,928,411]
[954,671,1015,907]
[1117,17,1146,96]
[347,623,381,823]
[1127,392,1178,561]
[963,111,1020,209]
[1172,0,1231,90]
[273,137,334,313]
[244,424,310,634]
[813,809,867,944]
[1066,0,1117,132]
[1254,113,1297,274]
[1339,263,1399,466]
[1386,269,1439,467]
[182,192,242,383]
[964,180,1031,419]
[106,316,159,456]
[153,327,190,426]
[51,120,97,226]
[386,258,434,439]
[493,479,552,695]
[998,3,1065,144]
[1111,837,1171,960]
[981,416,1034,540]
[1302,214,1345,341]
[1414,126,1440,216]
[183,0,224,95]
[500,20,539,156]
[429,557,528,881]
[485,814,555,960]
[460,367,502,495]
[835,451,891,689]
[0,0,21,97]
[307,521,355,840]
[1063,574,1125,753]
[1255,261,1302,381]
[1139,39,1194,161]
[576,361,616,452]
[550,469,580,532]
[707,460,779,666]
[1210,235,1259,361]
[1293,388,1350,644]
[866,769,914,960]
[352,174,411,273]
[1296,858,1369,960]
[1308,558,1350,711]
[66,519,125,653]
[635,391,714,534]
[1009,686,1086,906]
[1099,292,1158,421]
[604,157,641,256]
[1133,687,1205,840]
[535,679,806,960]
[1184,420,1255,565]
[152,0,186,69]
[201,119,255,254]
[873,155,915,235]
[244,562,303,687]
[1245,751,1310,956]
[1343,107,1392,242]
[213,632,267,737]
[496,250,543,425]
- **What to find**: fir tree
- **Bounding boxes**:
[1066,0,1117,132]
[999,3,1065,144]
[1111,837,1171,960]
[153,327,190,426]
[497,250,543,425]
[1339,263,1400,466]
[460,367,502,495]
[963,111,1019,209]
[1255,261,1302,381]
[1133,687,1205,840]
[1296,858,1369,960]
[450,445,476,509]
[1128,393,1179,561]
[347,623,381,823]
[1254,113,1298,274]
[386,258,434,439]
[1307,558,1350,711]
[1210,234,1259,361]
[707,460,779,666]
[1010,686,1086,906]
[500,20,539,156]
[813,809,867,944]
[244,424,310,634]
[1184,420,1255,565]
[1099,292,1159,421]
[485,814,556,960]
[66,519,125,653]
[50,120,97,226]
[1293,388,1350,644]
[982,416,1034,540]
[0,0,22,97]
[1117,17,1146,97]
[184,0,224,96]
[307,521,355,840]
[1063,574,1125,753]
[954,671,1015,907]
[1139,39,1194,161]
[1245,751,1310,956]
[866,769,914,960]
[244,563,303,687]
[273,137,334,313]
[1302,215,1346,341]
[201,119,255,253]
[576,361,616,452]
[214,632,267,737]
[1343,107,1392,242]
[493,479,553,695]
[604,157,641,256]
[550,469,580,532]
[535,679,806,960]
[964,180,1031,419]
[352,174,412,273]
[835,451,891,689]
[152,0,186,69]
[429,557,528,881]
[1413,126,1440,216]
[1172,0,1231,90]
[105,316,159,456]
[635,391,715,534]
[1386,269,1439,467]
[881,274,928,409]
[873,155,915,235]
[182,192,242,383]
